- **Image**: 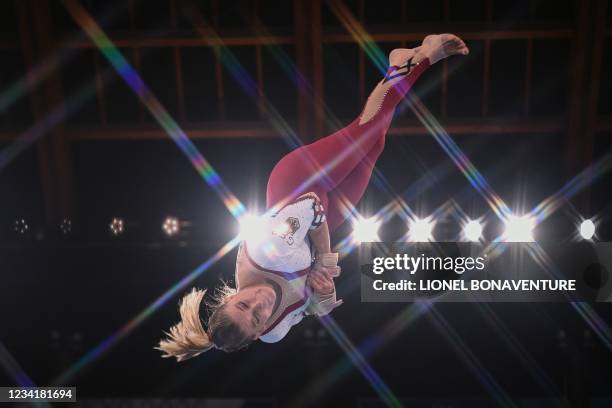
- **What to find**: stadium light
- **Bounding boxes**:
[503,215,534,242]
[162,216,180,237]
[408,217,434,242]
[14,219,29,235]
[579,219,595,240]
[238,213,266,243]
[110,217,125,236]
[463,219,483,242]
[60,218,72,235]
[352,216,381,243]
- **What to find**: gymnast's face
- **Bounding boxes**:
[224,284,277,339]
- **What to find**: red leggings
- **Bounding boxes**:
[267,59,430,232]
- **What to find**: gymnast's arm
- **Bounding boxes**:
[308,218,331,258]
[306,219,343,316]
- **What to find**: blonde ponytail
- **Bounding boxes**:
[157,288,213,362]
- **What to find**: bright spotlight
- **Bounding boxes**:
[579,219,595,240]
[238,213,266,243]
[408,217,434,242]
[162,216,180,237]
[352,217,381,243]
[463,220,483,242]
[503,215,534,242]
[60,218,72,235]
[110,217,124,236]
[14,219,29,235]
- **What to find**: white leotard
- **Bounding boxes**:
[237,193,336,343]
[245,194,324,273]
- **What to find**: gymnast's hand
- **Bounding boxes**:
[307,267,336,295]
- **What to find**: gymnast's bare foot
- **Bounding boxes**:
[387,34,468,69]
[416,33,469,65]
[388,47,419,67]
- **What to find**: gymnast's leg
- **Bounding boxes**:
[266,34,469,218]
[324,35,470,230]
[324,138,384,231]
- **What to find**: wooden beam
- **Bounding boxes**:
[169,0,177,28]
[188,7,227,122]
[169,0,182,122]
[482,39,491,116]
[388,118,565,135]
[323,29,574,43]
[214,49,225,120]
[585,0,608,139]
[566,0,593,174]
[311,0,324,139]
[133,47,145,122]
[173,47,185,122]
[441,59,448,118]
[358,47,365,104]
[17,0,73,226]
[294,0,315,142]
[93,51,107,125]
[581,0,609,212]
[255,44,265,118]
[523,38,533,115]
[212,0,219,28]
[15,0,43,120]
[65,123,279,140]
[358,0,364,22]
[50,118,568,141]
[17,0,53,227]
[128,0,136,29]
[357,0,365,103]
[62,34,296,48]
[36,1,73,223]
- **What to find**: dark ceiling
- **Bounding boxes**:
[0,1,611,406]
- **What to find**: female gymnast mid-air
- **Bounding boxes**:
[158,34,469,361]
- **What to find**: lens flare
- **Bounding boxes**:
[464,219,483,242]
[238,213,267,243]
[408,217,434,242]
[317,314,402,407]
[0,342,38,388]
[351,216,381,243]
[503,215,535,242]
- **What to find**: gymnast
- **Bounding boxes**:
[158,34,469,361]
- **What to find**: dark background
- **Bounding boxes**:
[0,0,611,406]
